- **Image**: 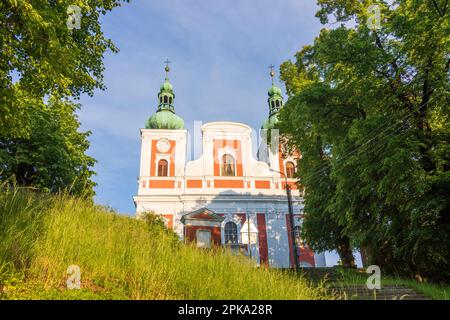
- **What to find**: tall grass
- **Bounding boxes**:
[0,187,323,300]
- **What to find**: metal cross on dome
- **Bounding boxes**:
[268,64,275,84]
[164,58,171,77]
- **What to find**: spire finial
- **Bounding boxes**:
[164,58,171,80]
[268,64,275,85]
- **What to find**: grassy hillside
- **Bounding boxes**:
[0,188,323,300]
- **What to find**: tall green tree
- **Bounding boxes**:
[1,0,128,137]
[279,0,449,280]
[278,86,357,267]
[0,97,96,198]
[1,0,128,196]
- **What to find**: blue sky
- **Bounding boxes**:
[78,0,325,214]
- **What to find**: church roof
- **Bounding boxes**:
[160,79,173,93]
[262,65,283,129]
[180,208,224,224]
[146,109,184,130]
[268,84,282,97]
[146,61,184,130]
[262,113,279,130]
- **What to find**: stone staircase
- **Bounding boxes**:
[329,284,430,300]
[297,267,430,300]
[297,267,342,283]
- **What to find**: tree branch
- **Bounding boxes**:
[374,33,401,83]
[366,61,415,112]
[430,0,444,17]
[418,59,434,131]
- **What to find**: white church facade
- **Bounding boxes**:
[133,64,326,268]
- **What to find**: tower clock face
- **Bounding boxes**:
[156,139,171,153]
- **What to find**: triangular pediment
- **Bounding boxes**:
[181,208,224,223]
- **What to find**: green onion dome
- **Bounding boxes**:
[262,67,283,131]
[261,113,279,130]
[268,85,282,97]
[160,80,173,93]
[146,109,184,130]
[145,65,184,130]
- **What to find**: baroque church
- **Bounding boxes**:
[133,63,326,268]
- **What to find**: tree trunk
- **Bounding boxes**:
[336,236,355,268]
[359,247,369,268]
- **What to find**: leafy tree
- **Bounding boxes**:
[0,0,128,196]
[279,0,449,281]
[0,97,96,198]
[279,84,357,267]
[141,211,180,247]
[1,0,129,137]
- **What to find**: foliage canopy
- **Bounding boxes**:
[279,0,449,281]
[0,0,129,196]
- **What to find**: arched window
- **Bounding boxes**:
[221,154,235,176]
[169,97,172,104]
[293,225,303,247]
[285,161,295,178]
[163,96,168,104]
[224,221,238,245]
[271,101,275,109]
[276,100,280,108]
[157,159,168,177]
[159,97,163,104]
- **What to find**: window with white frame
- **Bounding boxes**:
[157,159,168,177]
[224,221,238,245]
[220,154,236,177]
[285,161,295,178]
[293,225,303,247]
